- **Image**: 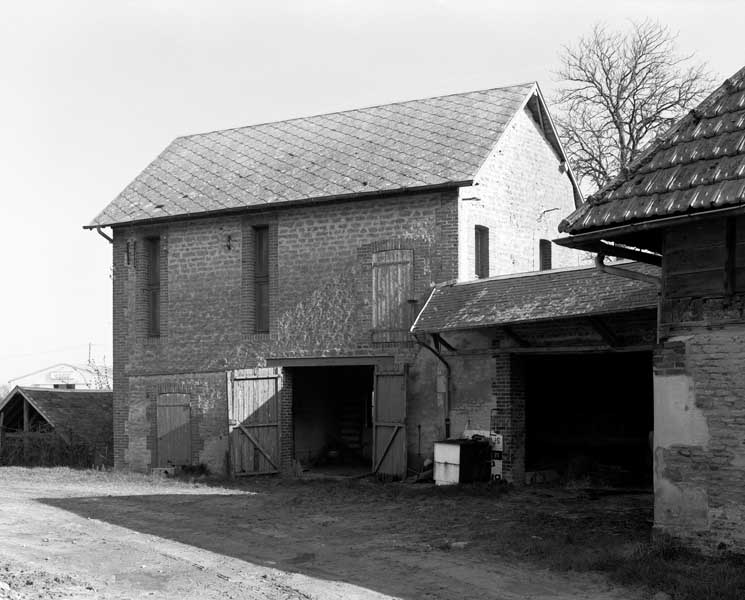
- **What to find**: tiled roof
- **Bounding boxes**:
[411,263,658,333]
[560,66,745,235]
[88,84,537,227]
[1,387,113,445]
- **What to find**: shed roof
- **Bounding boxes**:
[0,387,113,444]
[559,66,745,236]
[411,263,659,333]
[88,82,575,228]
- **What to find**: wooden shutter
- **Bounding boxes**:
[475,226,489,278]
[254,226,270,333]
[372,249,414,342]
[539,239,552,271]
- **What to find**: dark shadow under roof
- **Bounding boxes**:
[0,387,113,444]
[411,263,659,333]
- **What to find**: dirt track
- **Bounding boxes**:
[0,468,646,599]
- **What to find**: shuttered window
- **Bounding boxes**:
[254,226,269,333]
[539,239,552,271]
[146,237,161,337]
[475,226,489,278]
[372,249,414,342]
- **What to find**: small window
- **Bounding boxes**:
[146,237,161,337]
[539,239,552,271]
[475,226,489,278]
[254,226,269,333]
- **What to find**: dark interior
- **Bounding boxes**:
[292,366,374,469]
[0,394,49,432]
[525,351,653,487]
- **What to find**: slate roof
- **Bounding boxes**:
[0,387,113,445]
[411,263,658,333]
[560,66,745,235]
[88,83,540,227]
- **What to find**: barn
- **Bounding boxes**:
[0,386,113,467]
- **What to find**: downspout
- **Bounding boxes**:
[595,253,662,343]
[96,226,113,244]
[412,333,452,438]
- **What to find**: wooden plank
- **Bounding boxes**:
[373,371,406,479]
[373,425,402,474]
[237,424,278,470]
[666,270,724,298]
[726,217,736,296]
[666,245,725,275]
[157,404,191,467]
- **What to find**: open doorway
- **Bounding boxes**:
[292,365,374,476]
[524,351,653,488]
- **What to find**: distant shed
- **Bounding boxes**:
[0,387,113,466]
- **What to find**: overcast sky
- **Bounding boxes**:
[0,0,742,385]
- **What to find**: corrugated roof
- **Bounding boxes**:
[1,387,113,445]
[411,263,659,333]
[88,84,537,227]
[560,66,745,235]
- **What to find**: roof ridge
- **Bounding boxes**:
[175,83,537,141]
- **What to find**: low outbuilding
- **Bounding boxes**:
[0,386,113,467]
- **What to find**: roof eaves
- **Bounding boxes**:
[414,304,658,335]
[85,179,473,229]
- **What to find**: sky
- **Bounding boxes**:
[0,0,742,385]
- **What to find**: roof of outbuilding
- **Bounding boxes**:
[559,66,745,235]
[0,387,113,444]
[88,83,548,228]
[411,263,659,333]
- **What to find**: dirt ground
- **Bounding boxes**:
[0,468,651,600]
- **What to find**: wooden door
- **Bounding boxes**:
[373,370,407,479]
[157,400,191,467]
[228,369,280,475]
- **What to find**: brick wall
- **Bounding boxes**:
[457,106,581,281]
[653,220,745,552]
[112,190,458,472]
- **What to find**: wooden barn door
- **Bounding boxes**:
[228,369,280,476]
[157,396,191,467]
[373,369,407,479]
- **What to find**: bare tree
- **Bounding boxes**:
[553,20,714,193]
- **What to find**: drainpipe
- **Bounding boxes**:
[412,333,452,438]
[96,226,113,244]
[595,253,662,343]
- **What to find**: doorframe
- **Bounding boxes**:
[268,356,399,473]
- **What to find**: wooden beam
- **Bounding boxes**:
[433,333,457,353]
[725,217,736,297]
[495,344,654,355]
[23,398,29,462]
[587,316,620,347]
[502,325,531,348]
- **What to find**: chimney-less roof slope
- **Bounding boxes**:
[411,263,659,333]
[89,84,537,228]
[560,66,745,235]
[0,387,113,445]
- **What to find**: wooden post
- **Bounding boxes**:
[0,411,4,454]
[23,398,29,463]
